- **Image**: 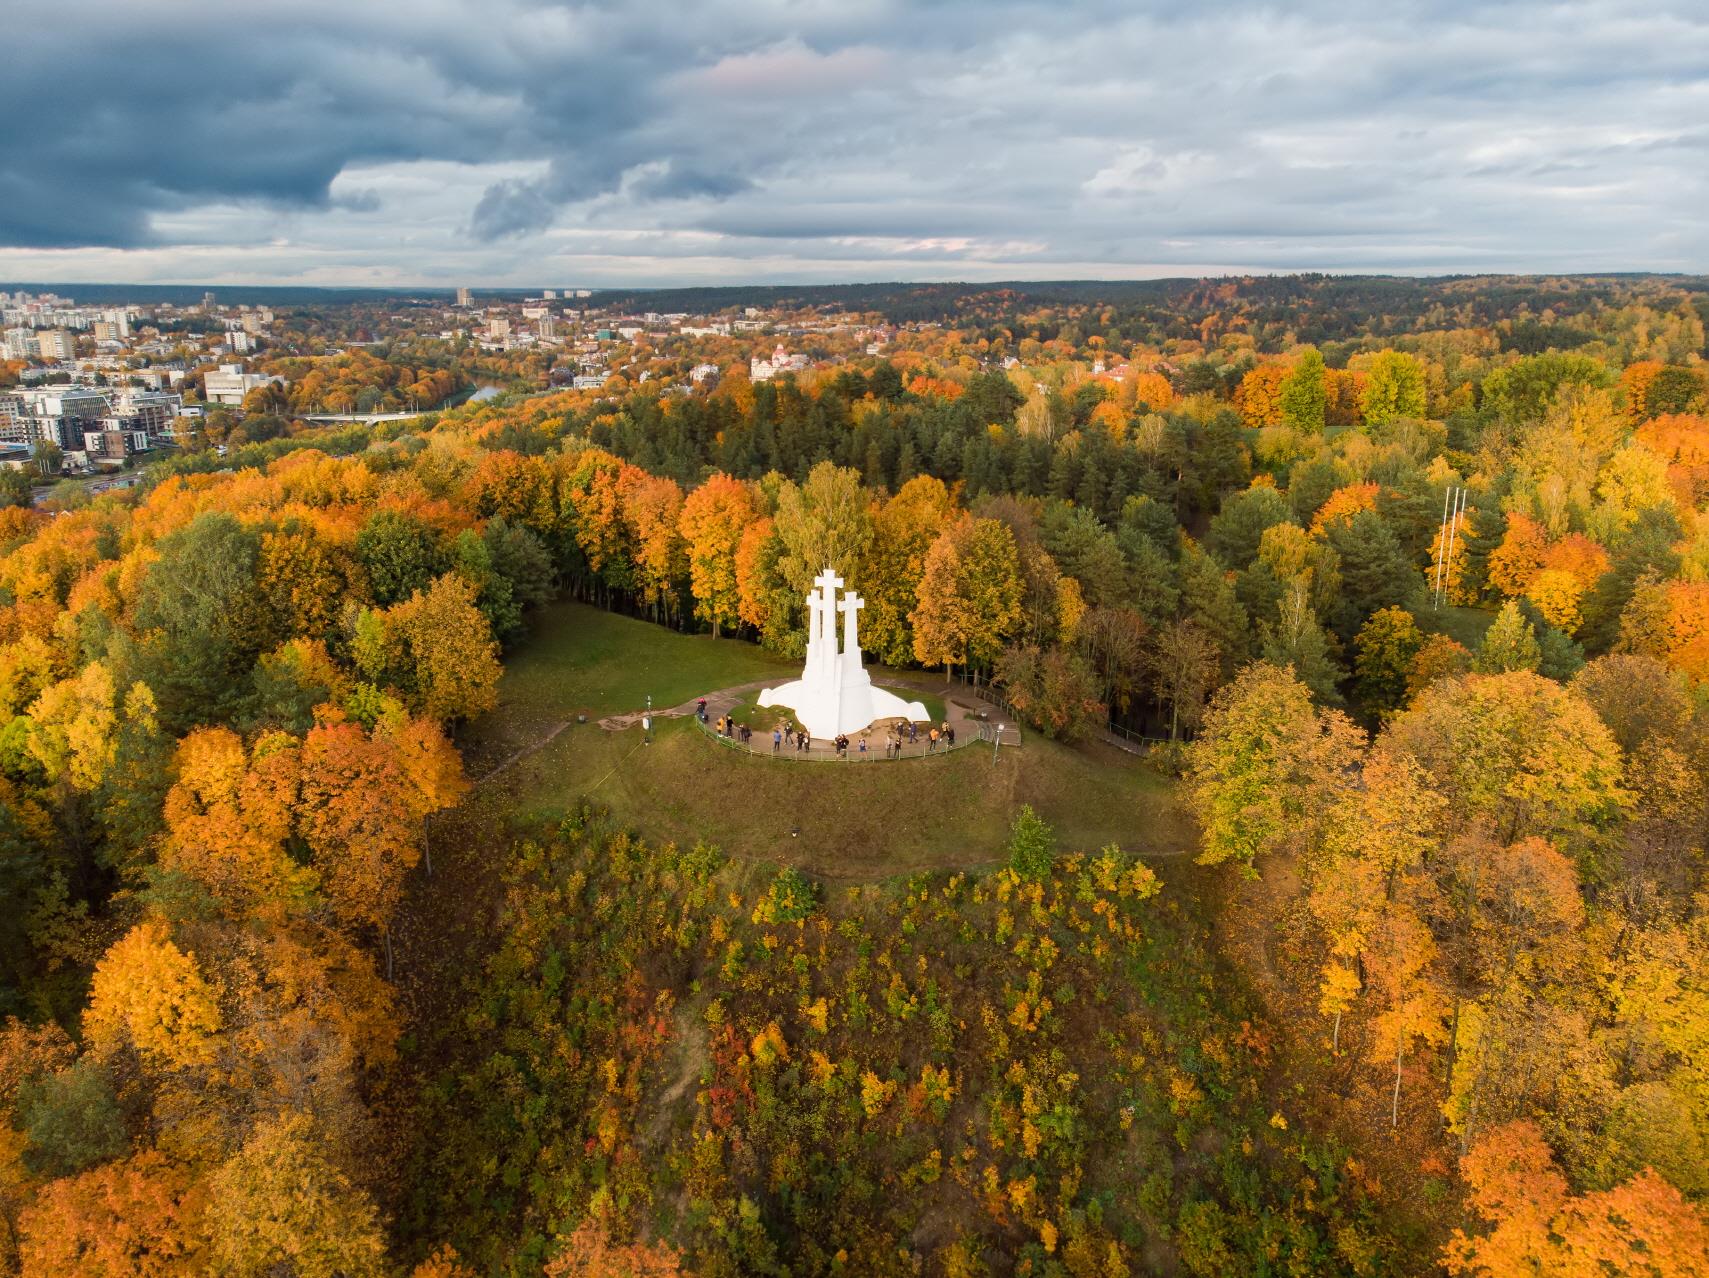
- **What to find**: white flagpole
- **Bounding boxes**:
[1433,486,1453,609]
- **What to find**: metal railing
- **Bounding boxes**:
[1104,721,1179,747]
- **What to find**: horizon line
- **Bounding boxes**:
[2,269,1703,296]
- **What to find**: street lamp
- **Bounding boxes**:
[993,723,1004,763]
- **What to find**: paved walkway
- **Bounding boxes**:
[596,678,773,731]
[604,674,1014,763]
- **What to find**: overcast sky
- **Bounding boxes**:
[2,0,1706,287]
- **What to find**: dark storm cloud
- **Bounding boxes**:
[3,0,1707,278]
[469,180,560,241]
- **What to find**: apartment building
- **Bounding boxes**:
[203,364,283,406]
[35,329,76,360]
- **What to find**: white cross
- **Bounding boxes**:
[839,591,864,657]
[812,566,844,595]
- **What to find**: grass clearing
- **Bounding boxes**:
[462,601,796,769]
[488,716,1190,881]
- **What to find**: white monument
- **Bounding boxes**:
[758,567,928,739]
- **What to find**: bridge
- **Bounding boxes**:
[298,410,433,425]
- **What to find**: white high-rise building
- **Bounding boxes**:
[203,365,283,406]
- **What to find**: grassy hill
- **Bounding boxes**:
[451,601,1193,880]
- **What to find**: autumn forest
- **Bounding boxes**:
[0,273,1707,1276]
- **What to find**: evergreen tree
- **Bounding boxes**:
[356,510,448,607]
[1288,456,1349,525]
[1578,505,1683,653]
[1006,805,1057,881]
[1194,411,1252,511]
[1206,484,1293,570]
[1180,541,1252,674]
[1126,538,1181,629]
[1117,494,1180,561]
[1455,501,1507,603]
[1517,598,1586,680]
[1257,581,1346,705]
[1324,510,1421,639]
[131,512,276,731]
[17,1060,127,1178]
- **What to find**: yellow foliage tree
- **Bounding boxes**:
[25,662,119,791]
[387,573,502,721]
[206,1112,386,1278]
[1523,567,1586,635]
[86,921,222,1068]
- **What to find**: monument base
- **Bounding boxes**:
[758,677,928,741]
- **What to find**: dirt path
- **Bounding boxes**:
[470,717,573,784]
[597,678,775,730]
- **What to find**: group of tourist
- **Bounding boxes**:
[773,727,812,753]
[876,721,957,757]
[707,708,754,747]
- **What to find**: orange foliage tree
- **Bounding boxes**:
[85,921,222,1068]
[618,469,686,623]
[1486,513,1551,598]
[1325,367,1366,428]
[296,716,464,956]
[161,727,313,917]
[544,1221,691,1277]
[1445,1120,1709,1277]
[1234,363,1290,430]
[733,517,777,635]
[1621,359,1666,423]
[16,1149,208,1277]
[1309,482,1380,535]
[677,474,758,638]
[1636,413,1709,510]
[1129,370,1174,411]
